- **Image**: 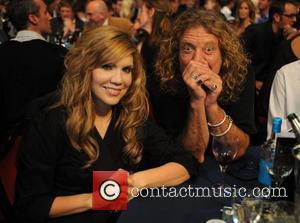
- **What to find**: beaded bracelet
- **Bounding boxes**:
[207,110,227,127]
[210,116,233,137]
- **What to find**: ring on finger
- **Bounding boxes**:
[210,84,217,91]
[190,73,200,81]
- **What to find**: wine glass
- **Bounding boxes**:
[265,148,294,187]
[212,137,239,187]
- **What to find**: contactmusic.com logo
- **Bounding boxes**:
[93,171,128,210]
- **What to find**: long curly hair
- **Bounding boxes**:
[56,26,149,167]
[155,9,250,104]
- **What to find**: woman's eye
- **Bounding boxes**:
[123,66,133,74]
[101,64,114,70]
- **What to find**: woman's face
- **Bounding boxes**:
[134,3,153,30]
[204,0,216,11]
[91,55,133,110]
[239,2,250,20]
[179,26,222,75]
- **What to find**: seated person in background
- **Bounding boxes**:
[0,0,66,151]
[267,59,300,138]
[85,0,133,33]
[151,10,256,162]
[256,34,300,131]
[14,26,198,223]
[50,0,84,44]
[234,0,256,36]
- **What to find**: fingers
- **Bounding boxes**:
[183,61,222,91]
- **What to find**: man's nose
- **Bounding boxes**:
[192,49,205,62]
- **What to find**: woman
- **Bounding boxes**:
[234,0,255,36]
[14,26,197,223]
[151,10,256,162]
[132,0,170,51]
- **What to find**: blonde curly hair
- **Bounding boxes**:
[56,26,149,167]
[155,9,250,104]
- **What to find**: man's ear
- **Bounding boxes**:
[273,12,281,23]
[28,14,39,25]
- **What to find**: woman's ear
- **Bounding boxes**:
[149,7,155,18]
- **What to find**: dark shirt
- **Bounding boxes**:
[0,40,66,140]
[242,21,284,82]
[147,67,256,139]
[14,95,198,223]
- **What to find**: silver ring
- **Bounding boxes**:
[190,73,200,81]
[210,84,217,91]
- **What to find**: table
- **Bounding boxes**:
[117,147,260,223]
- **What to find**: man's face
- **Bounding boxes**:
[179,26,222,75]
[113,0,123,16]
[60,6,74,19]
[258,0,270,11]
[280,3,297,27]
[86,1,108,26]
[34,0,52,34]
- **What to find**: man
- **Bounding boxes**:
[111,0,123,17]
[256,0,271,23]
[242,0,298,88]
[267,60,300,138]
[85,0,132,33]
[150,10,256,162]
[0,0,66,148]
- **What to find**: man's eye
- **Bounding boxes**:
[101,64,114,70]
[204,47,215,54]
[123,66,133,74]
[181,45,193,53]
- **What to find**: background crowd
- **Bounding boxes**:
[0,0,300,222]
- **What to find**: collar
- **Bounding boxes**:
[103,18,109,26]
[11,30,46,42]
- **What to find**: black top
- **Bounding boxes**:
[242,21,284,82]
[14,95,198,223]
[256,34,300,118]
[0,40,66,139]
[147,67,256,138]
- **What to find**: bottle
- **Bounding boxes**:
[258,117,282,186]
[287,113,300,160]
[287,113,300,216]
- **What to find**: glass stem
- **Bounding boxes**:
[219,164,228,185]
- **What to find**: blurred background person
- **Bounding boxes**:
[85,0,132,33]
[132,0,171,92]
[203,0,221,13]
[255,0,271,23]
[50,0,84,45]
[234,0,256,36]
[0,0,66,157]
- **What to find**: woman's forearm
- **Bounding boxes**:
[49,193,92,218]
[130,162,190,189]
